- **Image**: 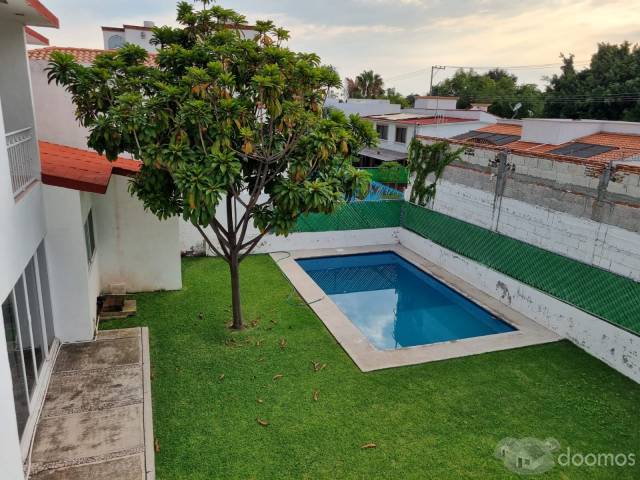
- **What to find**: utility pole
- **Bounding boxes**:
[429,65,446,95]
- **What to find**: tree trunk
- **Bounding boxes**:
[229,252,243,329]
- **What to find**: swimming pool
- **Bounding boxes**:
[297,251,516,350]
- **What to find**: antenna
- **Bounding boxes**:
[511,102,522,119]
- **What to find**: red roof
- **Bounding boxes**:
[26,0,59,28]
[28,46,157,66]
[476,123,523,136]
[25,26,49,46]
[40,141,140,194]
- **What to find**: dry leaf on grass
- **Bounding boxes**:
[361,443,377,449]
[154,439,160,453]
[218,373,225,381]
[256,418,269,427]
[279,338,288,350]
[312,390,319,401]
[272,374,284,381]
[256,398,264,404]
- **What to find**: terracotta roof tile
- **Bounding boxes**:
[40,141,140,194]
[28,46,157,66]
[476,123,522,136]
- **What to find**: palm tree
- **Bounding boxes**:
[345,70,385,99]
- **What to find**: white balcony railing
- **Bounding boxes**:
[6,127,38,196]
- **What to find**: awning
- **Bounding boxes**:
[359,147,407,162]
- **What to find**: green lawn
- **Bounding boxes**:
[102,257,640,479]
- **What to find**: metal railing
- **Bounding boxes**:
[6,127,38,196]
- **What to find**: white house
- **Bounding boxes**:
[0,5,182,478]
[102,20,259,52]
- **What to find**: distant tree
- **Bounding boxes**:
[47,1,376,330]
[544,42,640,121]
[345,70,384,98]
[384,87,410,108]
[432,69,544,119]
[404,93,420,108]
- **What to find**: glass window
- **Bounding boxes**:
[13,279,37,396]
[25,259,46,372]
[84,210,96,265]
[108,34,124,49]
[376,124,388,141]
[395,127,407,144]
[2,295,30,437]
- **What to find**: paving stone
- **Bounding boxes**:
[31,404,144,467]
[54,336,141,372]
[31,455,144,480]
[96,328,141,340]
[42,366,143,417]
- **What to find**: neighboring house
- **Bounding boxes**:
[0,7,181,479]
[102,21,259,52]
[361,109,498,166]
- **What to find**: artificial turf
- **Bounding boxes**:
[102,256,640,479]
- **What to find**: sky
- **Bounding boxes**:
[39,0,640,95]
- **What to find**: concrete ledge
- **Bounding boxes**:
[272,245,560,372]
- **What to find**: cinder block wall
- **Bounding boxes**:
[427,146,640,281]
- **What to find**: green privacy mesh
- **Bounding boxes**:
[293,200,402,232]
[401,202,640,335]
[291,200,640,335]
[360,167,410,184]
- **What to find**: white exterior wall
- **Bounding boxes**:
[42,186,95,342]
[30,59,89,149]
[0,106,31,480]
[373,122,415,153]
[93,176,182,293]
[416,121,489,139]
[399,229,640,383]
[325,98,402,117]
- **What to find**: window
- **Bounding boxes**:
[2,244,55,440]
[84,210,96,265]
[376,124,389,141]
[395,127,407,144]
[107,34,125,49]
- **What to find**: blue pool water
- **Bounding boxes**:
[297,252,516,350]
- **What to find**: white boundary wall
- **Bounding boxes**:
[431,179,640,281]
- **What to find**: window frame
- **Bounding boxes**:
[376,124,389,141]
[395,126,408,144]
[84,209,96,266]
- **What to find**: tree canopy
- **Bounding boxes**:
[46,0,377,329]
[431,68,544,119]
[544,42,640,121]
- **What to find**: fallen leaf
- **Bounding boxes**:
[250,317,260,328]
[273,374,284,381]
[198,312,204,320]
[218,374,225,381]
[312,390,319,401]
[361,443,377,449]
[154,438,160,453]
[255,339,263,347]
[270,319,279,325]
[256,398,264,404]
[257,418,269,427]
[279,338,288,350]
[257,356,265,362]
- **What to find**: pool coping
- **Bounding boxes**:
[272,244,561,372]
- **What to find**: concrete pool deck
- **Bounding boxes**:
[273,244,560,372]
[29,327,155,479]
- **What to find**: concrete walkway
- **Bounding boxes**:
[29,328,155,479]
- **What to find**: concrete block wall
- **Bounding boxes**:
[431,178,640,281]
